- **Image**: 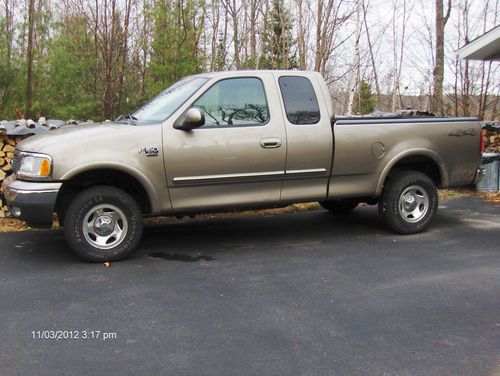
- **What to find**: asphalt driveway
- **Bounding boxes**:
[0,197,499,376]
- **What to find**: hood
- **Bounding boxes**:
[14,121,163,181]
[16,122,135,154]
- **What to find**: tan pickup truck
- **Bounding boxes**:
[2,70,483,261]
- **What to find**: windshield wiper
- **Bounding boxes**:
[116,113,138,125]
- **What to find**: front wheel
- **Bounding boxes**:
[64,186,143,262]
[378,171,438,234]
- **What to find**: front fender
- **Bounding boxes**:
[61,162,162,214]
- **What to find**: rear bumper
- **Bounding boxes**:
[472,167,485,185]
[1,175,62,227]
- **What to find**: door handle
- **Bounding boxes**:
[260,138,282,149]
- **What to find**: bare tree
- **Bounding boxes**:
[117,0,133,115]
[208,0,229,70]
[477,0,498,119]
[222,0,242,69]
[314,0,356,75]
[314,0,334,72]
[432,0,451,115]
[209,0,220,70]
[346,0,361,115]
[26,0,36,118]
[294,0,307,69]
[391,0,414,113]
[139,0,152,100]
[249,0,264,66]
[1,0,14,108]
[3,0,13,63]
[361,0,380,96]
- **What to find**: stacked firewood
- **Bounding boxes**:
[484,128,500,153]
[0,136,24,218]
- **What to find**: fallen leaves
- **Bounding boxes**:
[0,218,28,232]
[0,189,498,234]
[477,192,500,205]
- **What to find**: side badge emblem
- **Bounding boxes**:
[449,128,477,137]
[139,146,159,157]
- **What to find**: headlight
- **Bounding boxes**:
[16,152,53,181]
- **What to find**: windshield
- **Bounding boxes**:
[131,77,208,122]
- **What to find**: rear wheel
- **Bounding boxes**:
[64,186,143,262]
[320,199,359,214]
[379,170,438,234]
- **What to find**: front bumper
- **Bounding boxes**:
[1,175,62,227]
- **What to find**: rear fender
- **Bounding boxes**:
[376,149,449,196]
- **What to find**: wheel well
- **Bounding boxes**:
[55,169,152,221]
[388,156,442,186]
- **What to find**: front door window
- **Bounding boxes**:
[193,78,269,128]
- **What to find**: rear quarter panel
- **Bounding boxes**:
[329,118,482,199]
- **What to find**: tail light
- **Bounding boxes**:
[480,128,485,154]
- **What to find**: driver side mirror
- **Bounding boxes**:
[174,108,205,131]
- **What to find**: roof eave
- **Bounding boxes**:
[456,25,500,61]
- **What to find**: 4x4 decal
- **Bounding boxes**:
[449,128,478,137]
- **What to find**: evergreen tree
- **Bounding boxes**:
[148,0,204,96]
[0,17,16,118]
[259,0,298,70]
[0,1,52,119]
[43,16,100,120]
[353,81,376,115]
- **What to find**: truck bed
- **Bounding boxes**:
[329,116,482,199]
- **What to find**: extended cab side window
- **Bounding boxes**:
[279,76,320,125]
[193,77,269,127]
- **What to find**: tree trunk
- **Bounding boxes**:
[249,0,257,66]
[432,0,451,115]
[93,0,99,105]
[231,0,240,68]
[295,0,306,70]
[391,2,398,113]
[117,0,132,115]
[141,0,149,100]
[26,0,36,118]
[361,0,380,97]
[314,0,323,71]
[210,0,219,70]
[347,1,361,116]
[5,0,12,63]
[220,9,229,69]
[2,0,13,109]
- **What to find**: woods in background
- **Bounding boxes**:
[0,0,498,121]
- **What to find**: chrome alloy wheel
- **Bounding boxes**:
[398,185,429,223]
[82,204,128,250]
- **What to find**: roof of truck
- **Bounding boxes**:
[192,70,322,79]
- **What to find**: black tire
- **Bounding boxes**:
[320,199,359,214]
[378,170,438,234]
[64,186,143,262]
